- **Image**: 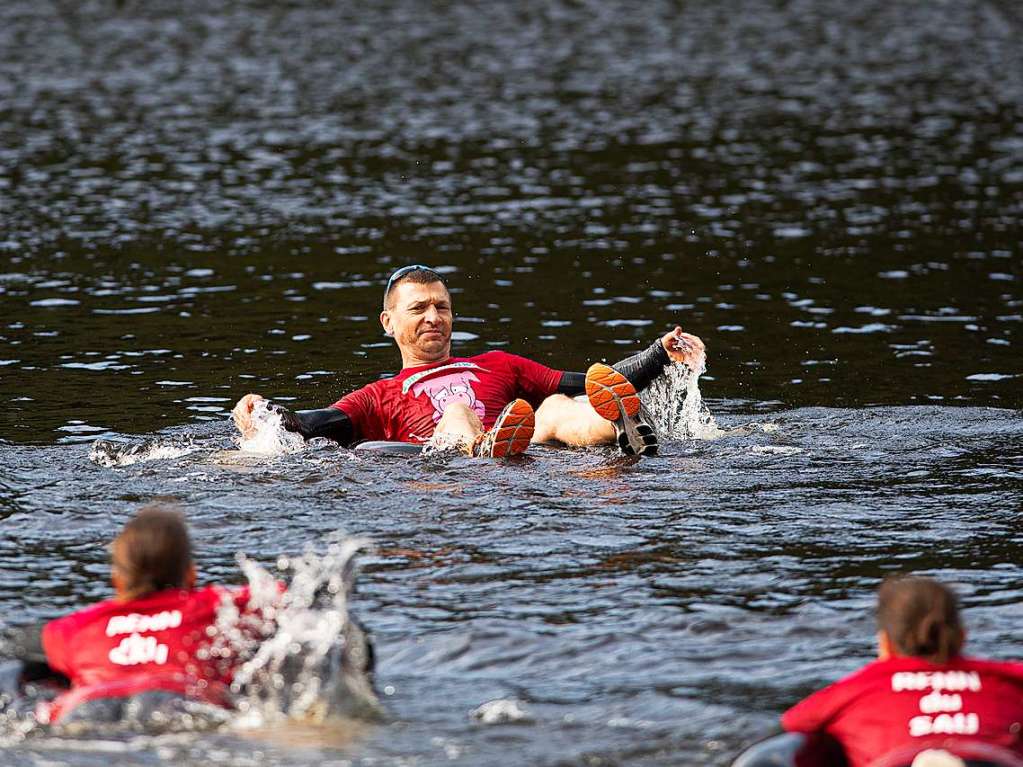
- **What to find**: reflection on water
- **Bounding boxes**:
[0,0,1021,764]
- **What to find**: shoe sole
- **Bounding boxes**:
[488,399,535,458]
[585,363,658,457]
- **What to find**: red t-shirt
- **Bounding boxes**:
[41,585,252,723]
[332,351,564,443]
[782,656,1023,767]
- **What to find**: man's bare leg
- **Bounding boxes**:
[430,400,535,457]
[532,394,616,447]
[429,402,484,454]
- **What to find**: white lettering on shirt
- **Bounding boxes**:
[918,690,963,714]
[400,362,488,394]
[108,633,170,666]
[890,671,981,693]
[890,670,983,739]
[909,712,979,737]
[105,610,182,637]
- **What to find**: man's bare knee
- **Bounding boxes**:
[437,402,483,431]
[441,402,474,417]
[532,394,572,442]
[535,393,573,418]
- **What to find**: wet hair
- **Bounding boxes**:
[112,505,193,599]
[877,576,964,663]
[382,265,447,309]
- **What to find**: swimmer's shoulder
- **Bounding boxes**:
[48,596,121,629]
[955,656,1023,682]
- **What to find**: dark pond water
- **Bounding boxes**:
[1,0,1021,764]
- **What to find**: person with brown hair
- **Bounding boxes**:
[3,506,376,728]
[781,576,1023,767]
[35,506,252,723]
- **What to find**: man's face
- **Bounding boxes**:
[380,280,453,363]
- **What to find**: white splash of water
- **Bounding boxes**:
[750,445,802,456]
[421,430,469,458]
[471,699,532,725]
[89,438,203,467]
[236,400,305,455]
[209,536,383,726]
[640,358,722,441]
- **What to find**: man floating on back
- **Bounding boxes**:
[233,265,705,458]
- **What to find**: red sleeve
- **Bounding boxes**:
[331,383,383,441]
[501,353,564,407]
[781,673,862,733]
[41,616,73,677]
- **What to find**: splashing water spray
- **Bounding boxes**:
[89,399,306,468]
[237,399,306,455]
[208,535,384,728]
[89,436,205,467]
[639,336,722,440]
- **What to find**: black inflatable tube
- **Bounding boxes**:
[731,733,1023,767]
[731,732,848,767]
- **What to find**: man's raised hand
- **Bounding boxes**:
[231,393,265,439]
[660,327,706,370]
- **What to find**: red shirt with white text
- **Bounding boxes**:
[41,585,251,722]
[782,656,1023,767]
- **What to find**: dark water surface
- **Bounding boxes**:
[1,0,1021,764]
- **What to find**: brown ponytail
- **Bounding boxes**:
[877,576,964,663]
[111,505,193,600]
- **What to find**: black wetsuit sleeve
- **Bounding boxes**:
[556,339,670,396]
[4,623,47,665]
[3,623,70,686]
[611,339,670,393]
[269,404,356,446]
[557,372,586,395]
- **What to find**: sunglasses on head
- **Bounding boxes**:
[383,264,442,303]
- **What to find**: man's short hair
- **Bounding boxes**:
[383,265,446,309]
[112,505,193,599]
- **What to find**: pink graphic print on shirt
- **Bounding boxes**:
[410,371,485,424]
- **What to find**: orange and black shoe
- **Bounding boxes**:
[585,363,658,457]
[472,398,535,458]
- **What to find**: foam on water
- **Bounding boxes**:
[236,401,306,456]
[471,699,532,725]
[89,438,205,468]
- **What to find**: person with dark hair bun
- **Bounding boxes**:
[34,506,251,723]
[781,577,1023,767]
[5,505,375,727]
